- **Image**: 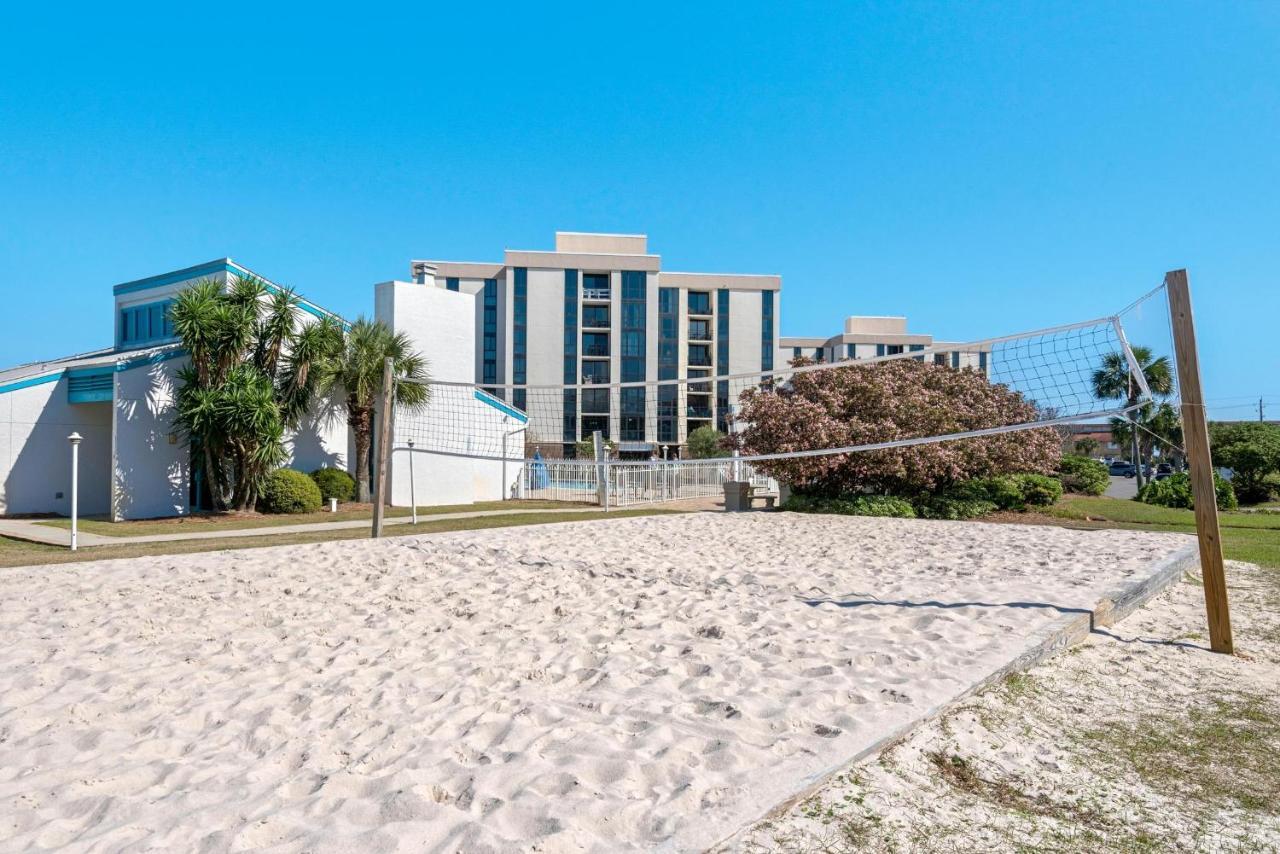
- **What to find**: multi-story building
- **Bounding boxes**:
[410,232,780,457]
[779,316,988,371]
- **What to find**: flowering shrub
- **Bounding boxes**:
[735,359,1062,496]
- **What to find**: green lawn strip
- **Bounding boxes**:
[1,508,683,569]
[1030,496,1280,570]
[32,499,589,537]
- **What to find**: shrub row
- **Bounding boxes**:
[255,466,356,514]
[1056,455,1109,496]
[1136,472,1237,511]
[783,472,1065,521]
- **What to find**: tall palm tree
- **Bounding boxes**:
[320,318,430,503]
[1091,346,1174,489]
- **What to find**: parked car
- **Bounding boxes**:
[1157,463,1173,475]
[1109,461,1136,477]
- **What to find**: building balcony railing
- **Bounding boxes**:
[582,288,612,301]
[582,345,610,358]
[687,405,713,419]
[687,355,712,367]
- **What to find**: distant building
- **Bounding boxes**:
[779,316,988,371]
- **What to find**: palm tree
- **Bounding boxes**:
[320,319,430,503]
[1091,346,1174,489]
[171,275,339,511]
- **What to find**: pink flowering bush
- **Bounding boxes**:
[735,359,1061,497]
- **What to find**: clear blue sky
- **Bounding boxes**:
[2,2,1276,418]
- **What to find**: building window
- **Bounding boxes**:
[581,415,609,441]
[909,343,924,362]
[688,318,711,341]
[581,388,610,413]
[582,332,609,357]
[952,352,961,369]
[658,287,678,444]
[716,289,730,431]
[934,352,948,366]
[512,269,527,410]
[564,269,578,443]
[688,290,711,316]
[887,344,903,356]
[582,272,610,300]
[620,271,646,441]
[979,351,988,372]
[792,346,802,359]
[482,278,499,396]
[846,343,856,360]
[688,343,712,367]
[582,360,610,384]
[761,290,774,373]
[582,304,610,328]
[445,277,459,292]
[119,299,177,348]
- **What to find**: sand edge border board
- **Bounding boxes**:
[707,541,1200,853]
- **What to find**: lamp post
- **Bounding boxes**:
[67,433,82,551]
[407,439,417,525]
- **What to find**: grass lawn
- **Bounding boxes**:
[32,499,589,537]
[0,508,684,570]
[1022,495,1280,569]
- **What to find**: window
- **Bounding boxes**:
[846,343,856,360]
[792,347,802,359]
[582,304,610,328]
[563,270,578,442]
[688,344,712,367]
[445,277,459,292]
[582,361,610,384]
[581,415,609,440]
[620,270,646,440]
[761,290,774,372]
[119,299,176,348]
[582,272,610,300]
[934,353,948,366]
[482,278,500,397]
[688,318,711,340]
[582,388,610,413]
[582,332,609,357]
[887,344,903,356]
[688,291,711,315]
[512,269,527,410]
[910,343,924,362]
[658,287,678,443]
[952,352,961,369]
[979,351,988,372]
[716,289,730,431]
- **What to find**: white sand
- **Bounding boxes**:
[0,513,1189,852]
[729,560,1280,852]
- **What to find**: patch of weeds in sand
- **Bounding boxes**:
[1000,672,1039,702]
[1081,692,1280,816]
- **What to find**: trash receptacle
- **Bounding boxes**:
[724,480,750,512]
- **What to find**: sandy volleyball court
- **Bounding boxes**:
[0,513,1190,852]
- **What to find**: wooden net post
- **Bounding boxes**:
[371,356,395,539]
[1165,269,1233,654]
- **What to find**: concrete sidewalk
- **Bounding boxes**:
[0,507,612,549]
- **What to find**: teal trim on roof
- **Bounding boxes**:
[113,259,237,295]
[0,372,63,396]
[474,388,529,423]
[113,258,347,327]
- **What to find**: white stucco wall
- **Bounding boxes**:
[728,289,766,376]
[377,280,522,506]
[112,356,189,520]
[0,375,113,517]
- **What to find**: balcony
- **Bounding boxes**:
[582,306,610,329]
[687,345,712,367]
[582,288,612,301]
[582,332,609,358]
[687,404,713,419]
[687,292,712,316]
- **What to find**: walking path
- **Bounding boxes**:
[0,507,611,548]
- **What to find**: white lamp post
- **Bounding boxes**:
[67,433,82,551]
[407,439,417,525]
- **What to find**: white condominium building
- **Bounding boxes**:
[409,232,780,457]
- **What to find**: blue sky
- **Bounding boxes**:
[2,2,1276,418]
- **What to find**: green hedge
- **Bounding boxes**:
[259,468,323,514]
[1136,472,1237,512]
[1057,455,1110,496]
[781,493,917,518]
[943,473,1063,513]
[914,495,997,520]
[310,466,355,502]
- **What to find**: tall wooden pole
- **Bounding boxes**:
[1165,269,1233,654]
[371,357,395,539]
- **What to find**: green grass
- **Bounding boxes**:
[0,508,683,569]
[33,499,588,537]
[1036,495,1280,569]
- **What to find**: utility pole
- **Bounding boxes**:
[1260,396,1265,423]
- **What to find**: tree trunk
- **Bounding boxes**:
[1132,431,1144,490]
[350,403,372,503]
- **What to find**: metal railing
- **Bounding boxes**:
[517,457,777,508]
[582,288,612,301]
